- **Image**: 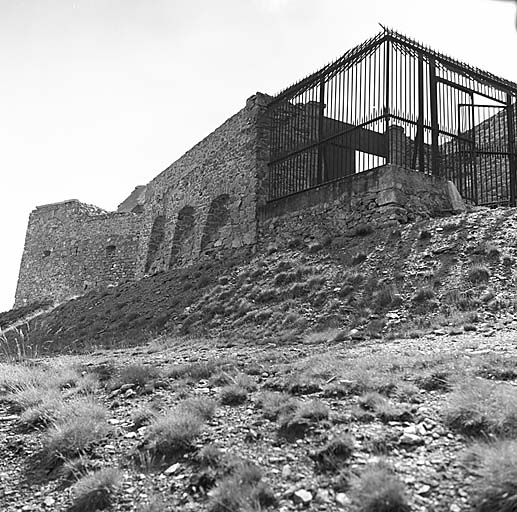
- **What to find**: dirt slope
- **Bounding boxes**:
[3,206,517,356]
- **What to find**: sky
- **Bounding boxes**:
[1,0,516,312]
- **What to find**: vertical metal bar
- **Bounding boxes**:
[470,96,478,204]
[385,38,391,162]
[429,56,439,175]
[317,78,325,185]
[507,94,517,206]
[417,53,425,172]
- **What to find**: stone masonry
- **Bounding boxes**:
[14,94,458,308]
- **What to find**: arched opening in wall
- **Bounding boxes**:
[106,245,116,256]
[169,206,195,268]
[200,194,230,252]
[145,215,166,273]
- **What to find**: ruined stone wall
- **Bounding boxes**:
[137,93,270,276]
[15,200,142,306]
[258,165,454,248]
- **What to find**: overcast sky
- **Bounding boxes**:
[1,0,516,312]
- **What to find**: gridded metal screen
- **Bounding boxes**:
[267,30,517,206]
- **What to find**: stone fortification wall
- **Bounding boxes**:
[258,165,456,248]
[15,200,142,306]
[137,93,270,276]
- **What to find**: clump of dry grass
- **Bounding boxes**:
[39,409,112,471]
[358,392,411,423]
[311,435,354,471]
[20,397,106,432]
[350,461,410,512]
[208,460,276,512]
[138,409,204,464]
[68,468,122,512]
[165,358,235,382]
[68,468,121,512]
[0,362,80,394]
[277,400,330,441]
[255,392,299,421]
[466,440,517,512]
[109,364,159,390]
[178,398,217,420]
[468,264,491,284]
[443,378,517,438]
[219,385,248,405]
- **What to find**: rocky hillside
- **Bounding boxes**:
[3,207,517,512]
[2,206,517,356]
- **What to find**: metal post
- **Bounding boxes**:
[384,37,391,163]
[507,94,517,206]
[317,78,325,185]
[429,56,439,175]
[417,54,425,173]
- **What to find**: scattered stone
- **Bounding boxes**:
[43,497,55,507]
[164,463,181,475]
[336,493,351,508]
[399,432,424,446]
[293,489,312,505]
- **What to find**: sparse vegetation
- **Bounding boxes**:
[209,460,276,512]
[38,410,112,471]
[468,264,491,284]
[6,209,517,510]
[68,468,121,512]
[350,461,410,512]
[138,409,204,464]
[219,385,248,405]
[443,378,517,437]
[466,440,517,512]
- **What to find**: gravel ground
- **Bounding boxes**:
[2,326,517,512]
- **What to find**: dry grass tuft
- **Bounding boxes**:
[68,468,121,512]
[39,410,112,470]
[139,410,204,464]
[350,461,410,512]
[219,385,248,406]
[468,265,491,284]
[256,392,299,420]
[466,440,517,512]
[443,378,517,438]
[208,460,276,512]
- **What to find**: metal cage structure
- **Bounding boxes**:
[267,29,517,206]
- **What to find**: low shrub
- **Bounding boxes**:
[220,385,248,406]
[443,378,517,437]
[39,412,112,470]
[466,440,517,512]
[255,392,299,420]
[209,460,276,512]
[350,461,410,512]
[110,364,159,390]
[468,265,491,284]
[20,397,105,432]
[139,410,204,464]
[358,392,411,423]
[178,398,217,420]
[68,468,121,512]
[311,435,354,471]
[277,400,330,441]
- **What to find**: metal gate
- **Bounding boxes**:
[453,103,517,206]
